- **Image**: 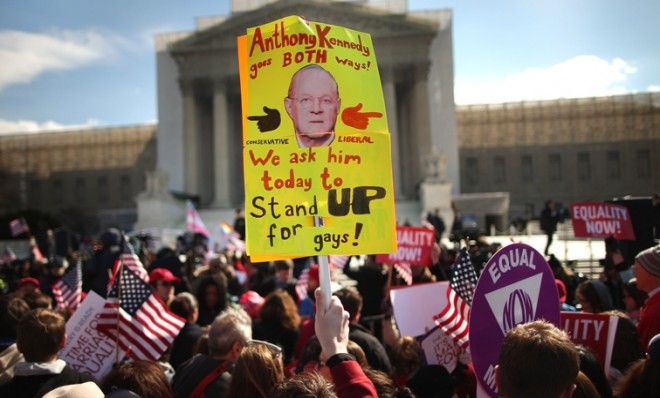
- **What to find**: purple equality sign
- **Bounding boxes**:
[469,243,560,397]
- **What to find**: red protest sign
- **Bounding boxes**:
[560,312,618,375]
[376,226,434,266]
[571,202,635,240]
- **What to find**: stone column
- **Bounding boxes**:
[212,78,232,207]
[382,67,402,199]
[180,79,200,196]
[410,62,432,191]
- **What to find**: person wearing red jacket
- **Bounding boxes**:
[314,288,377,398]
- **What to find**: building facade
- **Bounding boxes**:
[457,93,660,219]
[0,124,156,233]
[155,0,458,209]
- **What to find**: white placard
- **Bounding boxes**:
[59,291,125,380]
[390,281,448,337]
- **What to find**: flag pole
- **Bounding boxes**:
[114,246,124,364]
[314,216,332,310]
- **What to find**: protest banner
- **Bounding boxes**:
[376,226,435,266]
[390,281,449,337]
[238,16,396,259]
[571,202,635,240]
[469,243,560,398]
[560,311,619,375]
[59,291,124,380]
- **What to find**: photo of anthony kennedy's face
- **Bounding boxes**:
[284,64,340,148]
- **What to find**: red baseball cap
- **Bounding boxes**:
[308,264,320,284]
[149,268,180,284]
[18,277,40,288]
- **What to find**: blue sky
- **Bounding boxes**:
[0,0,658,133]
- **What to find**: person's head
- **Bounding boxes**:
[622,278,648,312]
[390,336,422,377]
[334,287,363,323]
[274,260,293,284]
[497,320,579,398]
[545,200,555,209]
[260,289,301,331]
[169,292,198,323]
[48,256,68,277]
[16,277,40,298]
[272,372,337,398]
[0,296,30,340]
[362,367,415,398]
[634,244,660,293]
[149,268,179,304]
[195,273,228,311]
[284,64,340,147]
[22,290,52,309]
[575,345,612,398]
[613,348,660,398]
[296,336,367,380]
[239,290,265,320]
[101,360,173,398]
[576,280,613,313]
[17,308,66,362]
[572,371,600,398]
[229,340,285,398]
[207,307,252,361]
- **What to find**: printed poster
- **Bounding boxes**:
[376,226,435,266]
[238,16,396,259]
[571,202,635,240]
[59,291,125,380]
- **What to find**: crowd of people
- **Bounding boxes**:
[0,220,658,397]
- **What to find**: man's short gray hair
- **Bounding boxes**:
[208,307,252,357]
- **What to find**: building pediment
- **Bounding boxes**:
[169,0,439,55]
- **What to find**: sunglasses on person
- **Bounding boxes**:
[158,281,174,287]
[246,339,283,358]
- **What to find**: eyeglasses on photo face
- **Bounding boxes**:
[288,96,337,110]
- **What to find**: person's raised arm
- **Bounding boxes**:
[314,289,377,398]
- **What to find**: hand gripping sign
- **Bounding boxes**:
[469,243,560,398]
[238,16,396,259]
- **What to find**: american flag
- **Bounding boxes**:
[433,286,471,350]
[432,249,478,350]
[9,218,29,237]
[96,265,185,361]
[394,263,413,286]
[52,260,82,311]
[449,248,478,305]
[108,243,149,293]
[295,267,310,301]
[329,255,350,271]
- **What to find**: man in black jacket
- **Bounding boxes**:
[169,292,203,371]
[335,287,392,374]
[0,309,95,397]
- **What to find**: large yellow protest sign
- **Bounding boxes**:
[238,16,396,258]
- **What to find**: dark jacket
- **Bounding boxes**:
[169,322,204,371]
[348,323,392,374]
[172,354,232,398]
[0,364,95,398]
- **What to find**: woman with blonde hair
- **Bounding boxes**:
[228,340,284,398]
[253,289,301,364]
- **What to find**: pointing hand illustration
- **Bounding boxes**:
[341,103,383,130]
[248,106,281,132]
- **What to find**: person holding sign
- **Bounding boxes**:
[284,64,340,148]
